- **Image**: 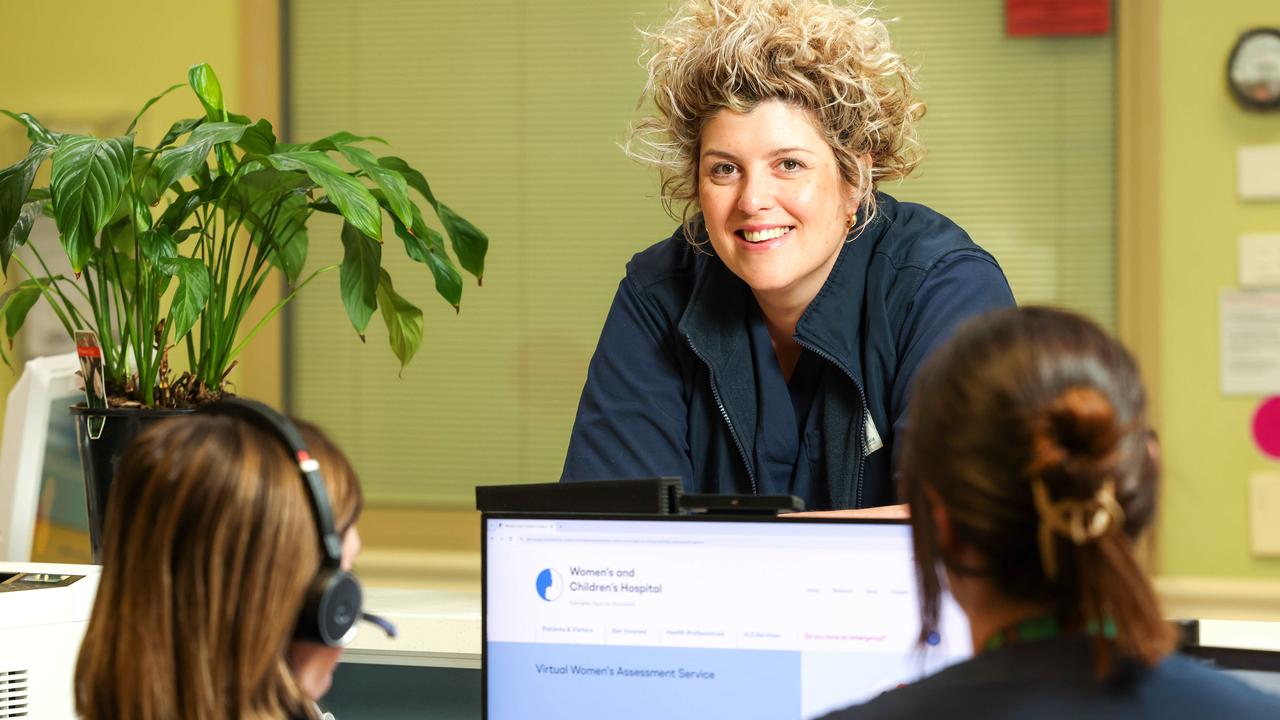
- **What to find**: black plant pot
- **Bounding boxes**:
[70,405,193,563]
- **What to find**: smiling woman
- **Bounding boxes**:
[560,0,1016,511]
[697,99,859,376]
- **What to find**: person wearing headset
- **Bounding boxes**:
[822,307,1280,718]
[560,0,1014,511]
[74,399,390,720]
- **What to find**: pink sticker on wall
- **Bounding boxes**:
[1252,397,1280,459]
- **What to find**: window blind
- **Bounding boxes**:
[288,0,1113,506]
[878,0,1115,324]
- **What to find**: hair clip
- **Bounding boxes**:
[1031,478,1125,580]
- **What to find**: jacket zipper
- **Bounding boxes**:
[683,332,758,495]
[796,339,869,508]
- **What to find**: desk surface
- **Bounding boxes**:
[343,588,481,669]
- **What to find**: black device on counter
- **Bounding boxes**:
[474,477,803,516]
[679,493,804,514]
[475,477,683,514]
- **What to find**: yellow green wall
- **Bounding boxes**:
[0,0,242,420]
[1158,1,1280,580]
[0,0,239,144]
[0,1,238,122]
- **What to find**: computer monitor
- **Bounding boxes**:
[483,513,971,720]
[0,353,91,563]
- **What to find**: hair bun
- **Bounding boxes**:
[1027,385,1121,486]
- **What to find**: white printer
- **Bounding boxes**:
[0,562,99,719]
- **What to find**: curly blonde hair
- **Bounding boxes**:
[629,0,925,241]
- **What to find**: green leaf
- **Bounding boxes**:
[379,155,487,280]
[187,63,226,121]
[0,143,53,254]
[387,201,462,309]
[237,118,277,156]
[110,250,137,290]
[158,118,202,149]
[230,168,311,284]
[131,192,152,233]
[187,64,239,176]
[125,83,185,135]
[436,202,488,281]
[0,277,51,348]
[187,121,251,146]
[50,135,133,273]
[270,203,309,284]
[156,188,202,234]
[376,269,423,373]
[0,275,66,368]
[137,228,179,275]
[153,121,248,191]
[131,147,164,205]
[1,110,63,147]
[268,150,381,240]
[103,217,135,254]
[168,256,210,339]
[307,131,388,152]
[234,166,313,203]
[378,155,437,204]
[339,221,381,335]
[195,160,214,188]
[0,201,43,274]
[339,144,413,229]
[308,199,340,215]
[154,146,207,191]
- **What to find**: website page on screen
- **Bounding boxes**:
[485,517,971,720]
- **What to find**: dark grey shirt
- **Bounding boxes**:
[820,636,1280,720]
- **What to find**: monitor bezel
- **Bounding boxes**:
[0,353,83,562]
[480,510,913,720]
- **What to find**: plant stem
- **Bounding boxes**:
[106,241,133,365]
[80,268,112,378]
[227,264,337,362]
[11,256,78,338]
[26,241,91,306]
[185,332,197,375]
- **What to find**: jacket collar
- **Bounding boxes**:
[679,195,894,385]
[678,251,759,483]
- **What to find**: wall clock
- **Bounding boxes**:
[1228,28,1280,111]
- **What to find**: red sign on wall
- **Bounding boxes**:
[1006,0,1111,37]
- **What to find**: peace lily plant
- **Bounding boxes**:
[0,63,487,407]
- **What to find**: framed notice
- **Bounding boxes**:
[1006,0,1111,37]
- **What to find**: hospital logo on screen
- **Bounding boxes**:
[536,568,563,601]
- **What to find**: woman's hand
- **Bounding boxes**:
[784,503,909,520]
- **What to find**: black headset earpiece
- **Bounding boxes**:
[199,398,362,647]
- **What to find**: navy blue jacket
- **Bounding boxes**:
[561,193,1014,509]
[820,637,1280,719]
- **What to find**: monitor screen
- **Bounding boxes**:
[483,515,971,719]
[31,392,90,562]
[0,353,91,563]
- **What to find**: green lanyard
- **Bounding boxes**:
[983,615,1118,653]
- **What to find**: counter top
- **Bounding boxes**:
[343,587,481,669]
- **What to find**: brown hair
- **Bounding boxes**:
[75,414,362,720]
[627,0,925,243]
[900,306,1173,675]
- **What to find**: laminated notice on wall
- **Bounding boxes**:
[1221,290,1280,395]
